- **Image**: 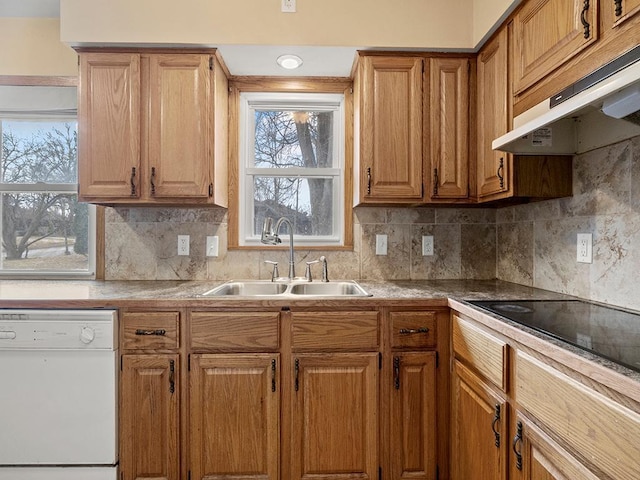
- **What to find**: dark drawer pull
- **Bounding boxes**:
[399,327,430,335]
[135,329,167,336]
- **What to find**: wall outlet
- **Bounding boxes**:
[375,234,388,255]
[281,0,296,12]
[206,236,219,257]
[177,235,190,256]
[577,233,592,263]
[422,235,434,256]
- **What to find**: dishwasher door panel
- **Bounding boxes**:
[0,350,117,465]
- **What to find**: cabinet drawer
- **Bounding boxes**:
[121,311,180,350]
[452,314,508,391]
[291,311,379,351]
[515,350,640,480]
[390,311,437,349]
[190,312,280,351]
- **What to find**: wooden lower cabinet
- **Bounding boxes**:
[390,352,438,480]
[189,354,280,480]
[290,353,379,480]
[512,414,600,480]
[120,354,180,480]
[451,359,508,480]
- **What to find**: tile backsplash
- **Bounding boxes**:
[104,205,496,282]
[104,134,640,310]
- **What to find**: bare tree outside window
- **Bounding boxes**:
[1,121,88,271]
[252,109,335,237]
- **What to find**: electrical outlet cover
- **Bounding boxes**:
[178,235,190,256]
[422,235,434,256]
[576,233,592,263]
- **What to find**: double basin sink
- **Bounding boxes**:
[201,280,371,297]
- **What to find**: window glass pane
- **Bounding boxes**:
[253,110,334,168]
[1,193,89,271]
[253,177,334,237]
[1,120,77,184]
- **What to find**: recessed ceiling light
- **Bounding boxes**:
[276,54,303,70]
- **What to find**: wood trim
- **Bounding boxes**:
[0,75,77,86]
[227,79,355,250]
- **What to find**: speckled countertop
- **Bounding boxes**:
[0,278,573,305]
[0,278,638,389]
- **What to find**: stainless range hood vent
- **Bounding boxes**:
[493,45,640,154]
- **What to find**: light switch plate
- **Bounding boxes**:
[375,234,388,255]
[206,236,219,257]
[422,235,434,256]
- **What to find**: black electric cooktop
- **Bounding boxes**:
[468,300,640,373]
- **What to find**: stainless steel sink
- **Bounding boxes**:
[200,280,371,297]
[289,281,371,297]
[201,281,288,297]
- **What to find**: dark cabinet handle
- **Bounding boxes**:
[150,167,157,195]
[491,404,501,447]
[135,329,166,336]
[294,358,300,392]
[271,358,277,393]
[581,0,591,39]
[615,0,622,16]
[130,167,137,195]
[433,168,439,196]
[497,157,505,189]
[393,356,400,390]
[513,421,523,470]
[169,360,175,394]
[399,327,430,335]
[366,167,372,195]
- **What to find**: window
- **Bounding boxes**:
[239,92,346,246]
[0,83,95,278]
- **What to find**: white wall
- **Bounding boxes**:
[472,0,522,46]
[0,18,77,76]
[60,0,475,49]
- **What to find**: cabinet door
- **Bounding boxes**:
[451,360,508,480]
[359,56,423,202]
[428,58,469,200]
[390,352,437,480]
[291,353,378,480]
[120,354,179,480]
[611,0,640,26]
[513,0,597,94]
[148,54,212,198]
[78,52,141,200]
[512,415,600,480]
[190,354,279,480]
[477,29,510,198]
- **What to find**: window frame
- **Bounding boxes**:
[228,77,354,251]
[0,76,98,279]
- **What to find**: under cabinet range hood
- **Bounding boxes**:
[493,45,640,155]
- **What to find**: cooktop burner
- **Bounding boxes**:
[468,300,640,373]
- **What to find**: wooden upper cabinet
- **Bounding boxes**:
[513,0,598,95]
[148,54,212,198]
[477,28,510,199]
[428,57,470,200]
[356,55,424,203]
[77,50,228,205]
[78,53,141,199]
[610,0,640,26]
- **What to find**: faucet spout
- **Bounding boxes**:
[261,216,296,280]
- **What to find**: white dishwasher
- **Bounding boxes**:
[0,309,118,480]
